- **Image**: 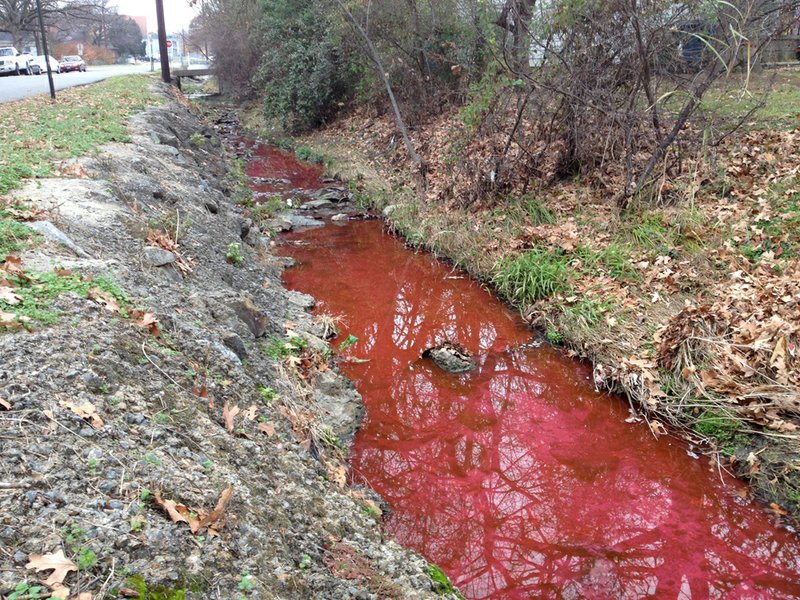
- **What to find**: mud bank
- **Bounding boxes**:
[0,85,452,599]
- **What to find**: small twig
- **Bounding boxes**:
[0,482,31,490]
[141,341,183,389]
[96,556,116,600]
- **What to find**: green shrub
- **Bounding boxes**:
[257,0,356,132]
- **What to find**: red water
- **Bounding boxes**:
[243,139,800,597]
[279,221,800,599]
[244,142,324,196]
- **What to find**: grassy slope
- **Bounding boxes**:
[275,70,800,521]
[0,75,158,195]
[1,75,159,327]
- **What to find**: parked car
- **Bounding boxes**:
[0,46,30,75]
[31,55,60,74]
[60,55,86,73]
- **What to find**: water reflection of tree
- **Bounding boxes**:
[354,350,800,599]
[288,223,800,599]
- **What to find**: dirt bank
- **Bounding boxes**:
[0,84,457,599]
[281,103,800,525]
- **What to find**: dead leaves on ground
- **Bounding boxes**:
[25,549,77,586]
[58,400,104,428]
[657,269,800,431]
[154,485,234,536]
[0,256,31,330]
[146,229,193,276]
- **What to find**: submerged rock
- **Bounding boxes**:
[287,214,325,228]
[312,187,351,203]
[423,341,476,373]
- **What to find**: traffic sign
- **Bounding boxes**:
[166,40,173,48]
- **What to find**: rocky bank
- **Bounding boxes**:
[0,84,454,599]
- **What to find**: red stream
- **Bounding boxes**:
[258,144,800,599]
[244,141,324,197]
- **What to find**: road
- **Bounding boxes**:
[0,63,153,103]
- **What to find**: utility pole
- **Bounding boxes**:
[34,0,55,100]
[155,0,171,83]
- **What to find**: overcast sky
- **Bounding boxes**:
[112,0,198,33]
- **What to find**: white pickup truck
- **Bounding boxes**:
[0,47,33,75]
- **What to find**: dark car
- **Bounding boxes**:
[60,55,86,73]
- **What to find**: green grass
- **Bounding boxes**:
[626,214,673,250]
[492,248,571,306]
[0,75,158,194]
[249,196,285,224]
[295,145,327,164]
[575,243,640,281]
[0,219,36,260]
[427,563,464,599]
[0,270,129,327]
[264,334,308,359]
[701,71,800,131]
[694,409,742,452]
[561,298,615,329]
[523,196,557,225]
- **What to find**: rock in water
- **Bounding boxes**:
[423,341,476,373]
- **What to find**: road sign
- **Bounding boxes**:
[166,40,173,48]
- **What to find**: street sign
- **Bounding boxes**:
[166,40,173,48]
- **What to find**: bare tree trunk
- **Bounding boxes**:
[332,0,427,183]
[496,0,535,75]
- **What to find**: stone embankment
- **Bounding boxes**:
[0,85,452,599]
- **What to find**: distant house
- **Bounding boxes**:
[126,15,148,37]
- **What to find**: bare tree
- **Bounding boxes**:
[332,0,427,181]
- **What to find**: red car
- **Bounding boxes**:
[60,55,86,72]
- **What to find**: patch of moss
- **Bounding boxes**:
[427,563,464,599]
[694,409,741,453]
[120,574,206,600]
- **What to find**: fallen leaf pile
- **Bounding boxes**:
[146,228,194,276]
[154,485,234,536]
[657,266,799,431]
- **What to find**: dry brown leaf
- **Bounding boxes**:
[50,583,70,599]
[648,420,668,437]
[194,485,234,533]
[770,502,789,516]
[0,286,21,305]
[130,309,160,336]
[153,490,190,525]
[329,464,347,488]
[223,402,240,433]
[87,288,120,313]
[258,422,276,437]
[77,593,93,600]
[58,400,104,428]
[244,405,259,421]
[1,255,26,279]
[25,549,77,586]
[770,336,788,380]
[0,309,31,330]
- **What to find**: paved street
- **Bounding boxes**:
[0,63,152,103]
